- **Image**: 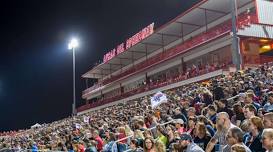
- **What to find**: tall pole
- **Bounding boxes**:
[231,0,242,71]
[72,47,76,115]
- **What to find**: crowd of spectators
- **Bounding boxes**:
[1,63,273,152]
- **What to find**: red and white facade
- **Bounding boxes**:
[78,0,273,114]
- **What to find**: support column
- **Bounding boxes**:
[109,64,112,78]
[180,23,184,42]
[85,78,89,89]
[161,34,165,52]
[204,9,208,32]
[231,0,242,71]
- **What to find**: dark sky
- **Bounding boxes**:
[0,0,200,132]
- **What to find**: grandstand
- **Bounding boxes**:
[2,0,273,152]
[79,0,273,113]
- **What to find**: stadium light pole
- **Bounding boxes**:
[230,0,242,71]
[68,38,79,116]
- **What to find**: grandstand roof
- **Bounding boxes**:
[83,0,252,79]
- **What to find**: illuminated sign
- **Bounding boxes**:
[103,23,154,63]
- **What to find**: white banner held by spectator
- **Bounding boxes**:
[75,123,81,129]
[150,91,168,109]
[83,116,90,123]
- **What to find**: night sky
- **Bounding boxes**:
[0,0,200,132]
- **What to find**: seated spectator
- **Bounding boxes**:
[92,130,104,152]
[143,137,156,152]
[134,130,144,146]
[143,129,153,138]
[187,107,196,118]
[263,92,273,112]
[177,133,204,152]
[223,127,251,152]
[165,125,177,149]
[245,92,261,111]
[231,144,247,152]
[102,132,117,152]
[245,116,266,152]
[212,80,225,100]
[187,116,197,137]
[207,104,217,124]
[128,139,144,152]
[197,115,215,137]
[154,140,166,152]
[243,104,257,123]
[231,103,245,127]
[263,112,273,129]
[202,90,213,106]
[206,112,236,152]
[85,140,98,152]
[155,126,167,146]
[174,119,185,134]
[172,107,187,125]
[193,122,211,150]
[217,99,233,118]
[117,127,127,144]
[261,128,273,152]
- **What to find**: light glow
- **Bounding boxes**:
[68,38,79,50]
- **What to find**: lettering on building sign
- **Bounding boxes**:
[103,23,154,63]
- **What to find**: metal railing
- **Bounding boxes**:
[78,63,229,112]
